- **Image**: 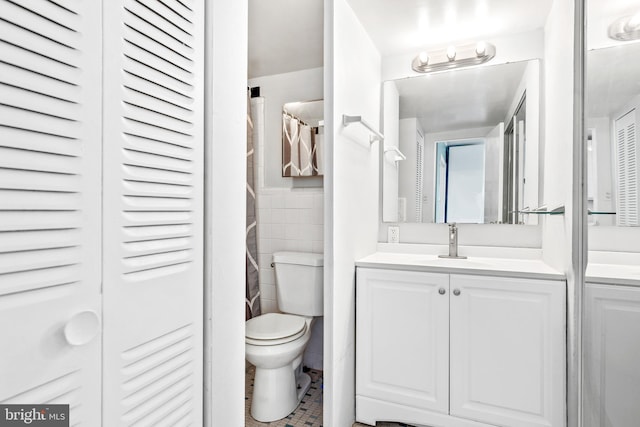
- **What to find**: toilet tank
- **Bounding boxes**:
[273,251,323,316]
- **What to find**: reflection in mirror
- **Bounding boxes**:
[282,100,324,177]
[584,5,640,427]
[586,42,640,226]
[434,140,485,223]
[382,60,540,224]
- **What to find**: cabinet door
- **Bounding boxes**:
[356,268,449,413]
[584,283,640,427]
[449,275,565,427]
[0,0,102,423]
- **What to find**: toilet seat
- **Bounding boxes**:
[246,313,307,346]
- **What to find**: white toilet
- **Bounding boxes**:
[245,251,323,422]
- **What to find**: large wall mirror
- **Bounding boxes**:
[586,0,640,229]
[381,60,541,225]
[583,3,640,426]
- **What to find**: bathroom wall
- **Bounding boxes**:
[254,186,324,370]
[382,82,400,222]
[249,67,324,189]
[254,188,324,312]
[325,0,382,424]
[248,69,324,312]
[248,68,325,370]
[541,0,576,273]
[540,4,576,424]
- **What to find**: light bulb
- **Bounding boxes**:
[475,41,487,57]
[418,51,429,65]
[446,46,456,61]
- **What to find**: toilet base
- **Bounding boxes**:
[296,371,312,403]
[250,366,311,422]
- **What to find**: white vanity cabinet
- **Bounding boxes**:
[356,267,566,427]
[584,283,640,427]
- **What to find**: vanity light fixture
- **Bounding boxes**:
[608,12,640,41]
[446,45,457,61]
[412,41,496,73]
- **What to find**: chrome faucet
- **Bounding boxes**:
[439,223,467,259]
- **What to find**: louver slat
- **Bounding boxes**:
[108,0,200,279]
[0,0,97,297]
[2,371,85,425]
[0,1,79,49]
[0,0,101,424]
[103,0,203,424]
[0,79,79,121]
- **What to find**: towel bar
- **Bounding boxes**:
[342,114,384,143]
[384,145,406,161]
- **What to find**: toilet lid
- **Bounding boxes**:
[246,313,306,341]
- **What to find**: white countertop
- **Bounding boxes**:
[356,250,565,281]
[586,251,640,287]
[586,264,640,287]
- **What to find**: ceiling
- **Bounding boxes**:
[248,0,554,79]
[586,41,640,118]
[284,100,324,127]
[249,0,552,78]
[248,0,323,78]
[248,0,640,122]
[346,0,553,57]
[394,61,529,133]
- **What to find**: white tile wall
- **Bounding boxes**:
[256,188,324,313]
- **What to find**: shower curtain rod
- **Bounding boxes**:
[283,110,315,128]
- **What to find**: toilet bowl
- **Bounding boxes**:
[246,313,314,422]
[245,251,323,422]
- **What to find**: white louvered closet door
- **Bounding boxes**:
[102,0,205,425]
[0,0,102,423]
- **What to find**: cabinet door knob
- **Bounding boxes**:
[453,289,461,296]
[438,287,446,295]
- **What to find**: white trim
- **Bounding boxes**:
[204,1,248,425]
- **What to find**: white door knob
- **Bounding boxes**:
[64,310,100,346]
